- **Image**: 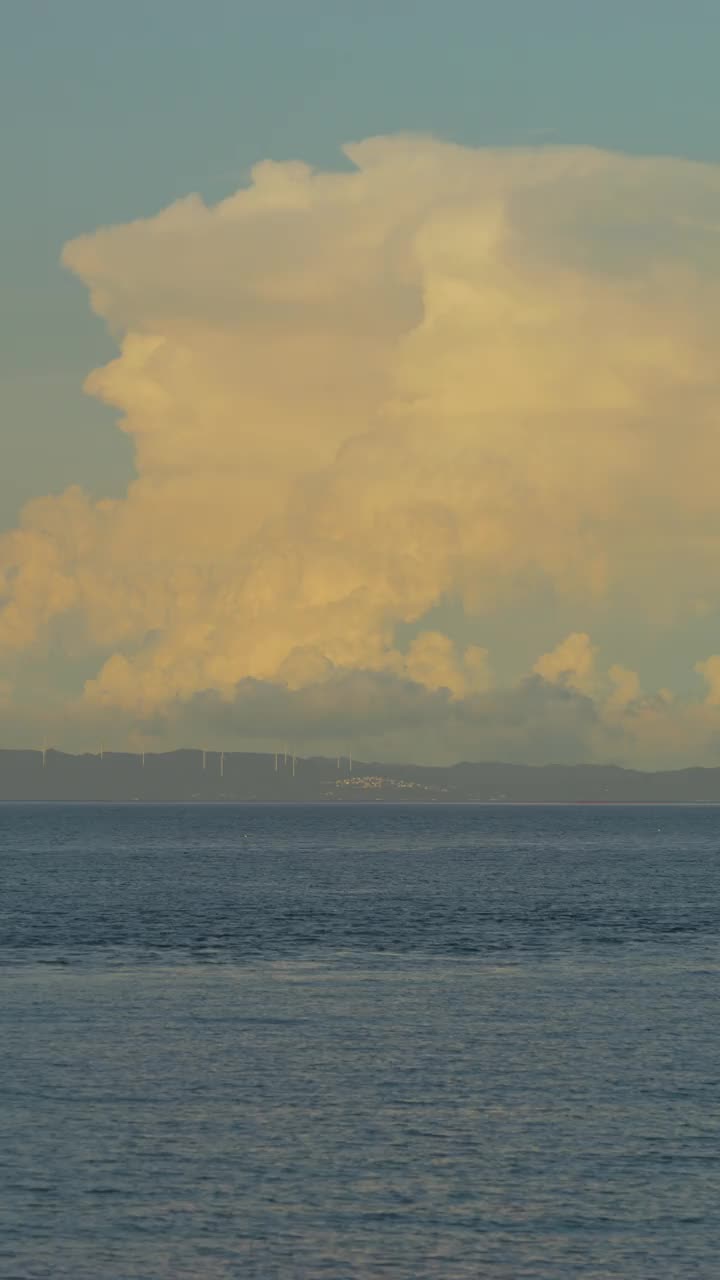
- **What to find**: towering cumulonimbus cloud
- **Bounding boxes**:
[3,135,720,762]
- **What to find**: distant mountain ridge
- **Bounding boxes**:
[2,749,720,802]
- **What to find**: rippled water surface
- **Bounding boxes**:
[1,803,720,1278]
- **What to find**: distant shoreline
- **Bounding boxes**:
[3,747,720,804]
[2,798,720,806]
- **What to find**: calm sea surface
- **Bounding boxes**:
[1,803,719,1278]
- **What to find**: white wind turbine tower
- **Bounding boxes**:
[220,750,225,779]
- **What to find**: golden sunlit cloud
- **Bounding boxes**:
[3,135,720,763]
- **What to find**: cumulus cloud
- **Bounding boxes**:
[4,135,720,763]
[533,632,598,695]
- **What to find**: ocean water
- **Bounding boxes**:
[1,804,719,1279]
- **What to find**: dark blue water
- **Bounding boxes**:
[1,804,719,1278]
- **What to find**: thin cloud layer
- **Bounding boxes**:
[3,135,720,764]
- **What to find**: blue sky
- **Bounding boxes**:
[3,0,720,525]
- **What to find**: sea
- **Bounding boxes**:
[1,802,719,1279]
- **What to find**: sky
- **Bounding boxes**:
[4,0,720,766]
